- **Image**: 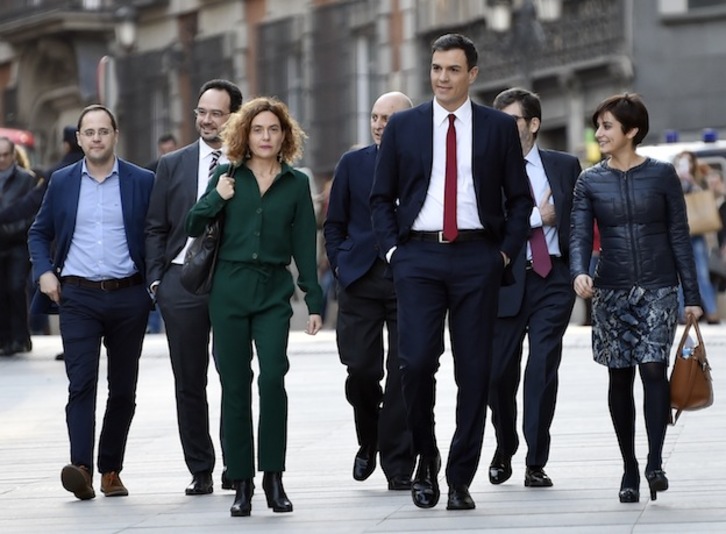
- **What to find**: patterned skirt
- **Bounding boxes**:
[591,286,679,368]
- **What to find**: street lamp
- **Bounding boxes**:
[114,5,138,53]
[488,0,563,89]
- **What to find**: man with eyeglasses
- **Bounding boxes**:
[28,104,155,500]
[487,87,581,489]
[0,136,37,357]
[145,78,243,495]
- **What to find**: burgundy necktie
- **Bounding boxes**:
[443,114,458,242]
[527,164,552,277]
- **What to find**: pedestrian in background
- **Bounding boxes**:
[186,96,323,518]
[324,91,415,492]
[673,150,721,324]
[570,93,703,504]
[0,136,37,356]
[28,104,154,500]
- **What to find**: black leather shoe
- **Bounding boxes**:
[411,453,441,509]
[353,445,377,481]
[446,484,475,510]
[524,467,553,487]
[185,471,213,495]
[230,479,254,517]
[488,452,512,485]
[387,475,412,491]
[645,469,668,501]
[262,472,293,513]
[221,467,234,490]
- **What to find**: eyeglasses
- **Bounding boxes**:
[193,108,230,120]
[80,128,114,138]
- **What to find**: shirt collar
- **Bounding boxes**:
[524,144,542,168]
[81,157,119,179]
[433,98,472,127]
[199,139,224,159]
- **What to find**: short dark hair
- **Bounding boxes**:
[432,33,478,71]
[198,79,243,114]
[77,104,118,131]
[493,87,541,122]
[592,93,649,146]
[157,132,177,145]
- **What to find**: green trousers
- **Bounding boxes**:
[210,261,294,480]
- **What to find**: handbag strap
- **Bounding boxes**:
[679,314,705,355]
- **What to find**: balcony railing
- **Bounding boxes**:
[0,1,119,22]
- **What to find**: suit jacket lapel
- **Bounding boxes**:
[539,150,563,220]
[420,102,434,184]
[182,142,201,207]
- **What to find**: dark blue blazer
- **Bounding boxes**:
[497,148,582,317]
[324,144,381,288]
[370,100,533,284]
[28,158,155,313]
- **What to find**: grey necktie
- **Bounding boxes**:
[208,149,222,179]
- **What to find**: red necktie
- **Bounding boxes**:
[527,166,552,277]
[443,114,458,242]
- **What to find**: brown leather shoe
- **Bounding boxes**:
[101,471,129,497]
[61,464,95,500]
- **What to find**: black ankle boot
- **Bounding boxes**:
[230,479,254,517]
[262,472,293,513]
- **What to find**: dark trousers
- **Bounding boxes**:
[336,259,414,480]
[59,283,149,474]
[0,245,31,346]
[489,258,575,467]
[210,262,294,480]
[156,264,220,475]
[393,238,501,487]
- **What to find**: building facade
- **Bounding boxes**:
[0,0,725,178]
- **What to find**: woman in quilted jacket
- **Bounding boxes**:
[569,93,703,504]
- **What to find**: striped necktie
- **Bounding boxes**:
[208,149,221,179]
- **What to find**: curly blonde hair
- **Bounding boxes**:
[222,96,307,165]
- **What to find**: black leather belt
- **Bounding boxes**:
[61,273,143,291]
[409,230,489,244]
[525,256,562,270]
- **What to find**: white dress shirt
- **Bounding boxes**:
[412,98,483,232]
[524,145,561,260]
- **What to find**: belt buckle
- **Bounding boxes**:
[437,231,451,244]
[99,279,119,291]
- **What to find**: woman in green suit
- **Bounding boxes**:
[186,97,323,517]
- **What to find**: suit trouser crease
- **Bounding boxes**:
[489,260,575,467]
[394,239,500,487]
[157,265,219,474]
[336,261,414,479]
[211,261,292,480]
[60,283,149,473]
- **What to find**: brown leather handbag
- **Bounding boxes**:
[669,315,714,424]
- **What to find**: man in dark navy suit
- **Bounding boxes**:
[28,105,154,500]
[370,34,532,510]
[324,91,415,491]
[487,88,581,489]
